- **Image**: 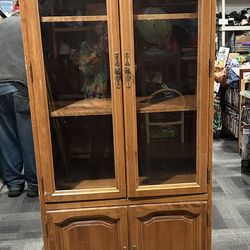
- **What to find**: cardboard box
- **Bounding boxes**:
[235,34,250,44]
[235,35,250,52]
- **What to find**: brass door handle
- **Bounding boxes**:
[124,51,132,88]
[132,245,137,250]
[114,51,121,89]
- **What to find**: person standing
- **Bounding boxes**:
[0,1,38,197]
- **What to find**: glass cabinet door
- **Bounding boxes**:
[25,0,126,201]
[120,0,212,197]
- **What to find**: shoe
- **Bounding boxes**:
[27,188,39,197]
[8,186,24,197]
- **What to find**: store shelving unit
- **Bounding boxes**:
[238,68,250,152]
[217,0,250,46]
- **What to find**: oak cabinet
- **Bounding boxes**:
[46,206,128,250]
[19,0,215,249]
[46,201,207,250]
[129,202,207,250]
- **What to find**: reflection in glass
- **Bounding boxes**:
[39,0,107,16]
[133,0,198,14]
[137,111,196,185]
[133,3,199,186]
[40,19,115,190]
[51,116,115,190]
[41,21,110,104]
[134,19,198,98]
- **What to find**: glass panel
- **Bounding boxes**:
[134,19,198,97]
[134,2,198,186]
[40,21,115,190]
[41,21,110,103]
[133,0,198,14]
[39,0,107,16]
[51,116,115,190]
[138,111,196,185]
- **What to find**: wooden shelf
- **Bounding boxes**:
[42,15,107,23]
[147,1,197,8]
[137,94,196,113]
[219,25,250,31]
[51,98,112,117]
[134,13,198,21]
[56,178,116,190]
[42,13,198,23]
[240,90,250,99]
[57,171,196,189]
[139,173,196,186]
[50,95,196,117]
[54,27,89,32]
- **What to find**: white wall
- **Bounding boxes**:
[217,0,250,14]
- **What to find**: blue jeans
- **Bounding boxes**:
[0,82,37,191]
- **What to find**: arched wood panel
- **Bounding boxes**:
[46,206,128,250]
[129,201,207,250]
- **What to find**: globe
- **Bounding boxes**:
[137,7,172,45]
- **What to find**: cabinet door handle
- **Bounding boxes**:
[114,51,121,89]
[132,245,137,250]
[124,51,132,88]
[123,247,127,250]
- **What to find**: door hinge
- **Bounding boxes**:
[41,177,44,194]
[29,63,33,83]
[207,168,211,185]
[209,58,213,78]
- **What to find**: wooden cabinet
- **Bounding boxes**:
[46,206,128,250]
[46,201,207,250]
[129,202,207,250]
[19,0,215,249]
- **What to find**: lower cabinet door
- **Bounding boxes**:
[46,206,128,250]
[129,201,207,250]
